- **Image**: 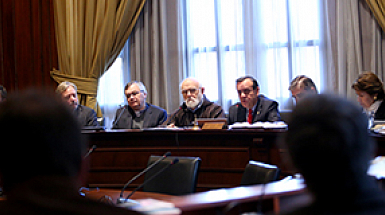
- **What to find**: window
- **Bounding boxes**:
[97,41,129,128]
[186,0,324,111]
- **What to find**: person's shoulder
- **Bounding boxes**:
[79,105,96,113]
[259,95,278,104]
[229,102,242,110]
[148,103,166,113]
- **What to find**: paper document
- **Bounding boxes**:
[229,121,287,129]
[120,198,181,215]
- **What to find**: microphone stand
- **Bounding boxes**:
[117,152,171,204]
[119,158,179,207]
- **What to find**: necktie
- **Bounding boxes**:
[248,109,253,124]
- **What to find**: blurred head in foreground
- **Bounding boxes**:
[285,94,375,200]
[0,90,85,193]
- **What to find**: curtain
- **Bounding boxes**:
[50,0,146,116]
[97,43,129,128]
[366,0,385,32]
[326,0,385,100]
[129,0,184,113]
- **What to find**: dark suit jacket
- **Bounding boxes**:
[112,103,167,129]
[228,95,280,125]
[74,105,99,127]
[375,100,385,120]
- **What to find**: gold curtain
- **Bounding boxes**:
[366,0,385,32]
[50,0,146,116]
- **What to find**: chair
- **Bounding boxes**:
[142,155,201,196]
[240,160,280,186]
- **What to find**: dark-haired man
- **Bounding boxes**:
[228,76,280,125]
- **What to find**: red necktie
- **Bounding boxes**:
[248,109,253,124]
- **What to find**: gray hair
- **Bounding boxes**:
[288,75,318,93]
[124,81,147,94]
[179,77,203,90]
[56,82,78,94]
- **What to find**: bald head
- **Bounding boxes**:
[180,78,205,109]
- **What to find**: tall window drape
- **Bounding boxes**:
[97,40,129,128]
[50,0,146,116]
[327,0,385,100]
[129,0,185,112]
[366,0,385,32]
[185,0,329,111]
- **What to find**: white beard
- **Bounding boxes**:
[185,97,199,109]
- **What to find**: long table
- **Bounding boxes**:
[83,178,309,214]
[83,129,287,190]
[83,129,385,191]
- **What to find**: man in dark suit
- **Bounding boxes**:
[112,81,167,129]
[283,94,385,215]
[0,90,141,215]
[56,81,99,127]
[228,76,280,125]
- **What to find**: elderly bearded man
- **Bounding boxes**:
[164,78,225,127]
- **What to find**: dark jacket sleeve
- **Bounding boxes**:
[87,109,99,126]
[227,105,237,125]
[265,100,281,122]
[375,101,385,120]
[159,109,168,125]
[209,104,225,118]
[163,108,181,126]
[112,108,124,129]
[79,105,99,127]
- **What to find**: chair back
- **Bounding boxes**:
[240,160,280,186]
[142,155,201,195]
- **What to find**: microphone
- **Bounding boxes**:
[84,145,97,158]
[118,158,179,206]
[117,152,172,204]
[112,106,126,129]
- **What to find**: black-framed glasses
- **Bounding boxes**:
[181,88,200,95]
[126,90,143,98]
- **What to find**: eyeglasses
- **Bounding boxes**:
[181,88,200,95]
[237,88,254,95]
[126,90,143,98]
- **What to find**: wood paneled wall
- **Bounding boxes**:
[0,0,57,93]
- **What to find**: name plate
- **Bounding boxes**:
[202,122,225,129]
